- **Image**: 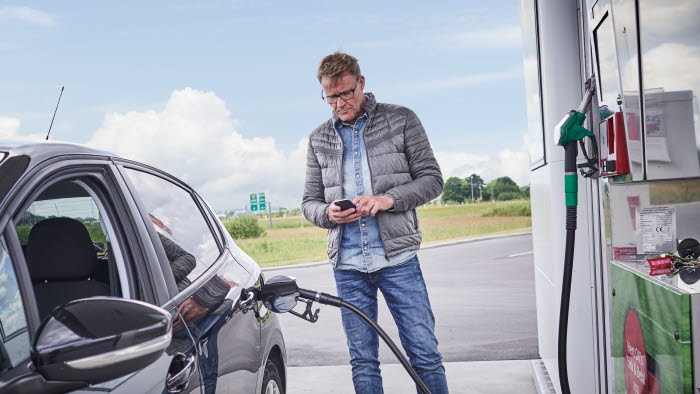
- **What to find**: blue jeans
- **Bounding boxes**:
[333,256,448,394]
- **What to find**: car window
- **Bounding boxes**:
[14,178,132,318]
[17,195,107,251]
[0,239,30,373]
[123,169,221,288]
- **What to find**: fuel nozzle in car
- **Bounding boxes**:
[248,276,432,394]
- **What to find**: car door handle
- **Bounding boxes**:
[166,353,196,393]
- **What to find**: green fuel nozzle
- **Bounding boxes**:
[554,110,597,207]
[553,81,600,207]
[554,110,595,147]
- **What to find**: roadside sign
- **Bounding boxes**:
[248,192,267,212]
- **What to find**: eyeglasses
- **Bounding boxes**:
[321,78,359,104]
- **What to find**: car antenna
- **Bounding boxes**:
[46,86,64,140]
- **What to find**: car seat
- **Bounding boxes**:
[26,217,111,319]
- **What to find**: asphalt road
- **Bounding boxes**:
[266,234,538,367]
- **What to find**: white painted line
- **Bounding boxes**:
[508,251,533,258]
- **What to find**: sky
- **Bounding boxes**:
[0,1,530,210]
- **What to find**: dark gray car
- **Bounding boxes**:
[0,142,286,394]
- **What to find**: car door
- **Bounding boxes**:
[0,158,198,393]
[116,162,263,394]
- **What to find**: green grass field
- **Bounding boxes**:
[230,200,532,267]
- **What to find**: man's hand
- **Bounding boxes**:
[328,200,362,224]
[173,297,210,330]
[353,195,394,216]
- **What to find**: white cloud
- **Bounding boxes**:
[410,70,520,91]
[640,0,700,44]
[380,69,521,98]
[642,43,700,94]
[0,116,45,141]
[352,25,521,52]
[0,6,55,27]
[441,26,521,51]
[86,88,308,210]
[434,135,530,187]
[7,88,530,209]
[621,42,700,141]
[0,116,21,137]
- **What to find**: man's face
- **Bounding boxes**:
[321,73,366,123]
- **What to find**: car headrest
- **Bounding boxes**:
[26,217,98,282]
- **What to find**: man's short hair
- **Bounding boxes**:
[317,52,361,84]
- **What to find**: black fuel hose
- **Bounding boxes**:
[298,288,431,394]
[558,141,578,394]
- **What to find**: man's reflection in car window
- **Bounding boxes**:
[155,224,231,394]
[158,233,196,292]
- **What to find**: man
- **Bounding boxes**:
[302,52,448,394]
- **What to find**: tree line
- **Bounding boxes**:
[442,174,530,203]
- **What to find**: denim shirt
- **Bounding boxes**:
[334,112,416,272]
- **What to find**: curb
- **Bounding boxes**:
[262,231,532,272]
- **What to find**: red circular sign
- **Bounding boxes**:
[624,309,647,394]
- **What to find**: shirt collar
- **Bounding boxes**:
[331,92,377,128]
[335,111,368,130]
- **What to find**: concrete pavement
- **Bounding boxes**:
[287,360,537,394]
[266,234,539,393]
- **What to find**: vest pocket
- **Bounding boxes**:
[315,147,342,169]
[314,146,342,156]
[365,128,404,150]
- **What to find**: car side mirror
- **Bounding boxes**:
[31,297,172,386]
[259,275,300,313]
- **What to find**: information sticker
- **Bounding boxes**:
[636,206,676,254]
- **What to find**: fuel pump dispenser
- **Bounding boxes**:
[521,0,700,392]
[553,79,599,394]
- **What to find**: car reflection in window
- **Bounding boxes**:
[157,230,232,394]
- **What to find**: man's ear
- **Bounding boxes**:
[359,75,365,91]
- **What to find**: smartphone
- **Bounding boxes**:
[334,199,356,211]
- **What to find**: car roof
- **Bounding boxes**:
[0,141,118,161]
[0,141,189,194]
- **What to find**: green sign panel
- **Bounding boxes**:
[249,192,267,212]
[611,261,692,394]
